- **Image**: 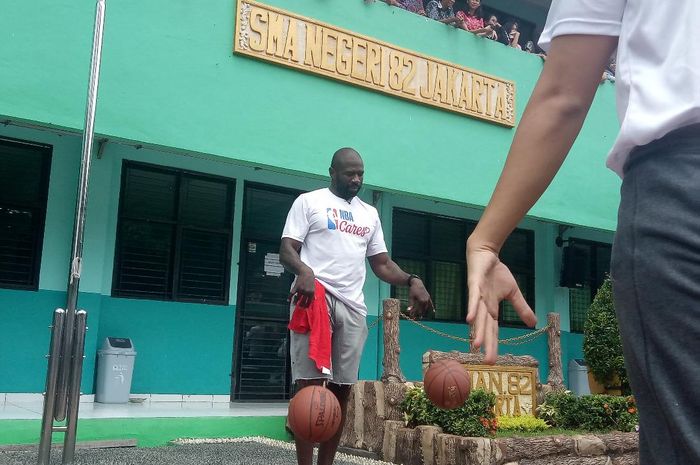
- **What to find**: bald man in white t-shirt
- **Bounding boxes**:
[464,1,700,463]
[279,147,433,465]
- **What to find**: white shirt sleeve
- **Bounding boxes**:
[538,0,626,52]
[366,213,388,258]
[281,195,309,242]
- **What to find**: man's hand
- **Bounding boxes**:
[466,244,536,364]
[368,252,434,317]
[290,268,315,308]
[407,278,433,319]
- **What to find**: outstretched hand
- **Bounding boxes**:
[466,245,537,364]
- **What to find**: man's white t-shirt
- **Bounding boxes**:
[539,0,700,177]
[282,188,388,316]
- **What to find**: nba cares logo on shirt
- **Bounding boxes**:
[326,208,339,230]
[326,207,371,237]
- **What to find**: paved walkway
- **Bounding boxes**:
[0,437,390,465]
[0,396,288,420]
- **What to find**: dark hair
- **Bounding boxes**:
[456,0,483,19]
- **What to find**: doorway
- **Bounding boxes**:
[232,183,301,400]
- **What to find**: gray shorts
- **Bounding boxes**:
[290,292,368,385]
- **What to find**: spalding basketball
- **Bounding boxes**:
[423,359,471,410]
[287,385,342,442]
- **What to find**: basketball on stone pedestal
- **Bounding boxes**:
[423,359,471,410]
[287,385,342,442]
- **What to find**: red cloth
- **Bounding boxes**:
[288,281,332,374]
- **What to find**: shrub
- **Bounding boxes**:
[498,415,550,433]
[539,391,638,432]
[583,276,629,393]
[401,387,497,437]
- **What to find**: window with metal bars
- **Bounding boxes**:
[391,209,535,325]
[391,209,470,321]
[565,240,612,333]
[498,229,536,327]
[0,138,52,290]
[112,161,234,304]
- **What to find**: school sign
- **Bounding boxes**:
[234,0,516,127]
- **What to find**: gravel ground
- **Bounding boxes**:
[0,437,392,465]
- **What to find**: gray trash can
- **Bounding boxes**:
[568,358,591,396]
[95,337,136,403]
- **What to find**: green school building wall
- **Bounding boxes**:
[0,0,619,396]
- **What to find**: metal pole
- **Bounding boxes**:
[62,311,88,465]
[37,1,106,464]
[38,309,66,464]
[54,0,106,423]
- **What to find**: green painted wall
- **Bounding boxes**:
[0,120,610,396]
[0,0,620,231]
[0,0,621,395]
[0,289,99,393]
[96,298,235,394]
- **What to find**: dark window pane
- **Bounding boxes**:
[0,207,36,285]
[565,240,612,333]
[569,284,591,333]
[391,210,469,322]
[432,261,463,320]
[178,229,228,302]
[393,258,427,313]
[393,211,428,257]
[114,163,234,303]
[498,229,535,326]
[0,144,46,205]
[181,177,231,229]
[430,217,467,260]
[595,245,612,287]
[123,168,177,220]
[501,273,531,326]
[114,220,174,299]
[501,230,533,271]
[244,188,297,241]
[0,139,50,289]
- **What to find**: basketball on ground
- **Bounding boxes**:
[423,359,471,410]
[287,385,342,442]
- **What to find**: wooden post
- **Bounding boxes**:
[381,298,405,384]
[546,312,564,389]
[469,325,480,354]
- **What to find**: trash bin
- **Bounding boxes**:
[568,358,591,396]
[95,337,136,403]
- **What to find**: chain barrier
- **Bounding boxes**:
[368,311,550,346]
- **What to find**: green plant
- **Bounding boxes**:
[583,276,629,393]
[401,387,497,437]
[497,415,550,433]
[539,391,638,432]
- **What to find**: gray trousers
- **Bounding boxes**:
[612,124,700,465]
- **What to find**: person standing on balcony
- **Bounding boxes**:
[503,21,521,48]
[485,14,506,42]
[385,0,425,16]
[456,0,493,37]
[465,0,700,463]
[279,147,433,465]
[425,0,461,26]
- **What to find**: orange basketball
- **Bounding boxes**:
[287,385,342,442]
[423,359,471,410]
